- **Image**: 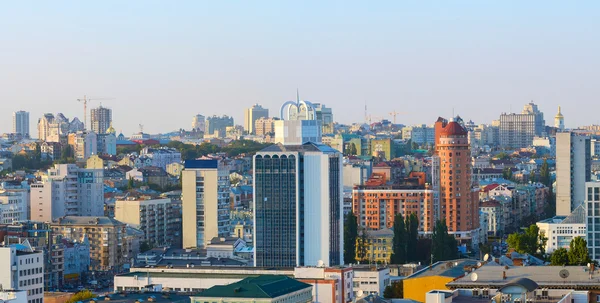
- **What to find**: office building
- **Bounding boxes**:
[115,197,179,247]
[0,245,44,303]
[499,102,545,148]
[206,115,234,137]
[556,132,591,216]
[402,125,435,145]
[244,104,269,134]
[536,205,586,254]
[253,142,343,267]
[90,105,112,135]
[314,103,334,134]
[12,111,30,138]
[435,117,480,245]
[30,164,104,222]
[192,114,205,132]
[555,106,565,130]
[0,189,28,224]
[182,159,231,249]
[51,216,129,271]
[275,94,322,145]
[586,182,600,261]
[254,117,278,136]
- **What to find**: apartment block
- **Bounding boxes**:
[0,245,44,303]
[115,198,179,247]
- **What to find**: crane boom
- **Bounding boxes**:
[77,96,115,130]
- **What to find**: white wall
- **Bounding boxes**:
[303,153,330,266]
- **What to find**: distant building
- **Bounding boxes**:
[402,125,435,145]
[254,142,343,267]
[499,102,545,148]
[275,93,322,145]
[62,237,91,284]
[585,182,600,262]
[0,189,28,224]
[357,229,393,264]
[479,199,504,236]
[352,266,390,297]
[254,117,278,136]
[556,132,591,216]
[244,104,269,134]
[90,105,112,135]
[140,147,182,170]
[0,245,44,303]
[314,103,334,134]
[555,106,565,130]
[67,131,97,161]
[192,114,205,132]
[115,198,180,247]
[206,115,234,137]
[12,111,29,138]
[182,160,231,248]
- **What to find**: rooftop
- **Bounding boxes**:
[406,259,479,279]
[193,275,311,299]
[52,216,125,226]
[258,142,339,154]
[97,293,189,303]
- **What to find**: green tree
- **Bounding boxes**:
[568,237,591,265]
[390,213,407,264]
[127,177,135,190]
[405,213,419,262]
[383,281,403,298]
[506,224,546,257]
[540,159,551,187]
[66,290,96,303]
[529,171,536,183]
[349,143,358,156]
[431,220,457,262]
[495,152,509,160]
[344,212,358,264]
[502,167,513,180]
[550,247,569,266]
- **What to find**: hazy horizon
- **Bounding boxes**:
[1,1,599,136]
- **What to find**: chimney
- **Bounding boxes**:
[503,271,506,280]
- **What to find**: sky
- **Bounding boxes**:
[1,1,599,136]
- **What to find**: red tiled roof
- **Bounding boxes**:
[439,121,468,136]
[482,184,500,192]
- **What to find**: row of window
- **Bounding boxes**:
[20,277,42,287]
[20,267,43,276]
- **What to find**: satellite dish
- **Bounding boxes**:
[471,273,479,282]
[559,269,570,279]
[357,290,364,298]
[317,260,324,267]
[477,262,482,267]
[483,254,490,262]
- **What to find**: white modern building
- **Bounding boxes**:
[0,190,28,224]
[556,132,591,216]
[182,159,231,249]
[244,104,269,134]
[499,102,545,148]
[0,245,44,303]
[0,290,27,303]
[140,147,182,170]
[253,142,343,267]
[275,95,322,145]
[536,205,586,254]
[352,266,390,297]
[12,111,29,138]
[30,164,104,222]
[402,124,435,145]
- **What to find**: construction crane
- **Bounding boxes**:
[389,110,408,124]
[77,95,115,130]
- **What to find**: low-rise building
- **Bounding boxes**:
[352,266,390,297]
[0,244,44,303]
[357,229,393,264]
[61,237,91,284]
[0,189,28,224]
[536,205,586,254]
[0,290,27,303]
[480,200,504,237]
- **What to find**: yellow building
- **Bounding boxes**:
[86,154,104,169]
[402,259,478,303]
[356,228,393,263]
[370,138,395,160]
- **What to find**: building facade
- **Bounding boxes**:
[536,205,586,255]
[90,106,112,135]
[253,142,343,267]
[0,245,44,303]
[244,104,269,134]
[254,117,278,136]
[556,132,591,216]
[192,114,205,132]
[314,103,334,134]
[499,102,545,148]
[0,189,28,224]
[12,111,30,138]
[182,160,231,249]
[206,115,234,137]
[115,198,179,247]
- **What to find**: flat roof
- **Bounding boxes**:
[407,259,479,279]
[118,271,286,280]
[98,293,189,303]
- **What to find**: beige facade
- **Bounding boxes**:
[115,198,178,247]
[254,117,278,136]
[86,154,104,169]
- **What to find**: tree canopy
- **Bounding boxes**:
[506,224,547,257]
[390,213,407,264]
[431,220,458,262]
[344,212,358,264]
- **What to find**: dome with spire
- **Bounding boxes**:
[106,122,116,135]
[555,106,564,118]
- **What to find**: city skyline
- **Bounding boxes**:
[1,2,599,135]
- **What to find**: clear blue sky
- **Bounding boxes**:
[1,1,599,136]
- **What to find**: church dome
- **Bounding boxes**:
[106,122,116,135]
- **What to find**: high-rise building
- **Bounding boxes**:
[435,117,480,245]
[0,245,44,303]
[244,104,269,134]
[499,102,545,148]
[555,106,565,130]
[313,103,334,134]
[12,111,29,138]
[115,197,180,248]
[556,132,591,216]
[585,182,600,262]
[275,94,322,145]
[254,117,279,136]
[30,164,104,222]
[206,115,234,137]
[90,106,112,135]
[253,142,343,267]
[192,114,206,132]
[182,160,231,249]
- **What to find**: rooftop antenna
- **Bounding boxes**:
[296,88,300,104]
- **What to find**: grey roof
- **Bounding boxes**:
[366,228,394,238]
[357,294,390,303]
[407,259,479,279]
[258,142,339,154]
[498,278,539,292]
[52,216,125,226]
[562,204,586,224]
[448,266,600,289]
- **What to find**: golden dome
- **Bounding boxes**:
[106,122,116,135]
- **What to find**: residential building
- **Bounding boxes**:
[402,259,478,303]
[370,139,395,160]
[13,111,30,138]
[67,131,97,161]
[254,142,343,267]
[294,266,354,303]
[435,117,480,245]
[244,104,269,134]
[140,147,182,170]
[0,245,44,303]
[556,132,591,216]
[352,266,390,297]
[357,229,393,263]
[90,105,112,135]
[0,190,28,224]
[115,198,179,247]
[190,276,313,303]
[166,162,184,177]
[192,114,205,132]
[471,124,499,147]
[402,125,435,146]
[206,115,234,137]
[254,117,278,136]
[61,237,91,284]
[30,164,104,222]
[499,102,545,148]
[314,103,334,134]
[86,154,104,169]
[536,205,586,254]
[555,106,565,130]
[585,182,600,261]
[182,159,231,249]
[97,132,117,156]
[51,216,129,271]
[479,200,504,237]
